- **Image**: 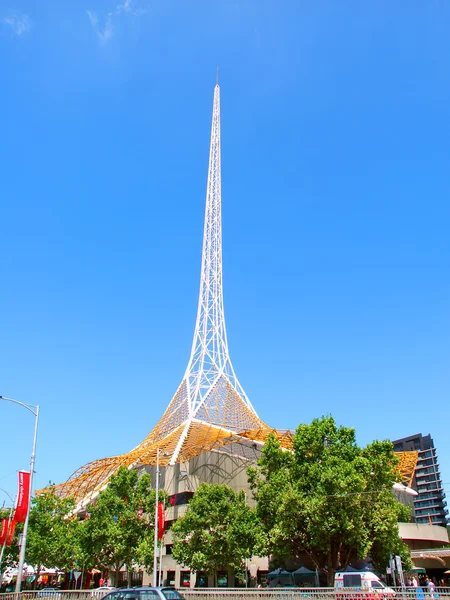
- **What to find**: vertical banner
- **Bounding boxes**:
[6,520,16,546]
[15,470,31,522]
[0,519,9,545]
[157,502,165,539]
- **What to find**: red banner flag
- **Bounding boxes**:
[0,519,9,545]
[15,470,31,522]
[6,520,16,546]
[157,502,165,540]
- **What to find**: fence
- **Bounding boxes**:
[180,588,450,600]
[1,587,449,600]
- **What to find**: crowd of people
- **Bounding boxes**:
[407,575,449,590]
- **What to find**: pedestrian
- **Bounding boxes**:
[412,577,418,587]
[99,577,104,587]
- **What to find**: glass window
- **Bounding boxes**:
[139,593,159,600]
[180,572,190,588]
[217,573,228,587]
[343,575,362,588]
[372,581,385,589]
[161,590,184,600]
[196,573,208,588]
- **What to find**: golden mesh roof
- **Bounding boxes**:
[46,374,288,506]
[45,367,419,507]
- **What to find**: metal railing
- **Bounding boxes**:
[1,587,449,600]
[180,587,450,600]
[0,592,107,600]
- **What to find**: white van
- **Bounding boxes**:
[335,571,395,595]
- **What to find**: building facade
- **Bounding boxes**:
[139,445,269,588]
[392,434,448,528]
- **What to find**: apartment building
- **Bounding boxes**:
[392,433,448,528]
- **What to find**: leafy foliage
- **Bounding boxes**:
[171,483,260,578]
[80,466,163,585]
[26,487,79,576]
[248,416,411,584]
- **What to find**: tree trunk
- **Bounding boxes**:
[327,566,335,587]
[327,544,339,587]
[33,565,42,590]
[114,563,123,587]
[127,569,132,587]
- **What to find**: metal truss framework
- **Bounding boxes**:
[50,81,284,508]
[396,450,419,488]
[47,83,420,508]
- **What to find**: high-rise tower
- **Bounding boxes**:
[393,433,449,527]
[53,81,289,508]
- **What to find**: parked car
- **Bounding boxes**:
[103,587,184,600]
[91,587,117,598]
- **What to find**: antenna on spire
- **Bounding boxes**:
[216,67,219,86]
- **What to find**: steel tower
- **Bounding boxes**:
[51,81,287,507]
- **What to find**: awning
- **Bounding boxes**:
[409,568,426,574]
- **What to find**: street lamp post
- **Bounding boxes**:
[152,449,170,587]
[153,449,161,587]
[0,396,39,592]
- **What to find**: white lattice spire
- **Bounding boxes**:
[185,82,256,418]
[51,80,271,504]
[167,80,259,464]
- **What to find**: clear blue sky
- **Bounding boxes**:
[1,1,449,509]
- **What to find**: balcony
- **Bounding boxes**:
[414,501,444,510]
[417,478,442,486]
[416,457,439,467]
[415,507,446,515]
[416,470,441,478]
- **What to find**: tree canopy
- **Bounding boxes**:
[80,466,163,585]
[171,483,260,580]
[27,488,78,572]
[248,415,411,585]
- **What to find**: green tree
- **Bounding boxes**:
[171,483,260,581]
[248,416,411,586]
[26,487,80,583]
[81,466,163,586]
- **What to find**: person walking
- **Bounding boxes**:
[427,578,436,599]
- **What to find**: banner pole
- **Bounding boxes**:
[158,538,163,585]
[15,404,39,592]
[153,448,160,587]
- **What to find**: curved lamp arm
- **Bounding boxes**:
[0,396,38,417]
